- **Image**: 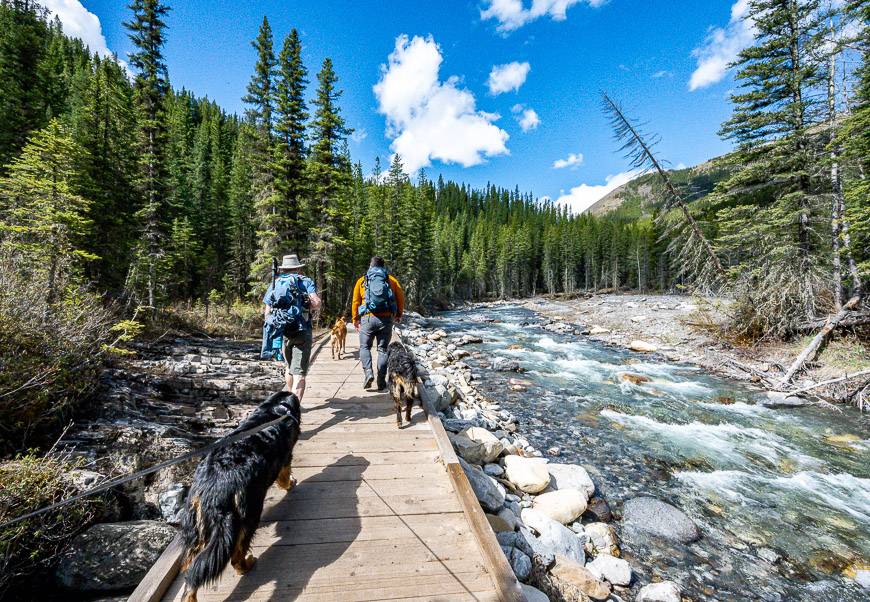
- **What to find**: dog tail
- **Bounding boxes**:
[183,509,238,591]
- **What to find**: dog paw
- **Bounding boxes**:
[235,554,256,575]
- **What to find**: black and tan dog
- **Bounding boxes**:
[386,341,419,428]
[179,391,302,602]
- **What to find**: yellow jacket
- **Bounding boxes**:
[352,274,405,319]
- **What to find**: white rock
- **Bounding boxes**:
[587,554,632,586]
[504,455,551,494]
[585,522,619,556]
[547,463,595,498]
[636,581,682,602]
[532,489,587,524]
[520,508,586,566]
[589,325,610,335]
[450,427,504,464]
[629,340,658,353]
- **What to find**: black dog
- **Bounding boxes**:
[386,341,419,428]
[179,391,301,602]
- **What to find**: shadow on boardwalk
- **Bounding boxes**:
[223,454,370,602]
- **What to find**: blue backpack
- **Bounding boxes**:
[360,267,397,316]
[269,274,308,336]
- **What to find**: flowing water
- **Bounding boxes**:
[431,305,870,601]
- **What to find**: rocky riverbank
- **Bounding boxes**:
[398,313,689,602]
[45,335,287,598]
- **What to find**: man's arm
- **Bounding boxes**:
[390,276,405,320]
[351,277,363,328]
[308,293,322,310]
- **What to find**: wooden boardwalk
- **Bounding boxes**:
[132,331,524,602]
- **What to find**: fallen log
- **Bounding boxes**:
[787,368,870,396]
[778,295,861,388]
[793,312,870,332]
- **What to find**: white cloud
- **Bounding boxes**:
[652,70,673,79]
[518,108,540,132]
[374,34,509,173]
[481,0,607,33]
[43,0,127,72]
[487,61,531,94]
[689,0,756,91]
[351,128,368,143]
[553,152,584,169]
[555,170,642,214]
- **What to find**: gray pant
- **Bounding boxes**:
[359,314,393,388]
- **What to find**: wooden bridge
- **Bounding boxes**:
[131,331,525,602]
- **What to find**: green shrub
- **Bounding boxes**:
[0,453,108,597]
[0,264,113,453]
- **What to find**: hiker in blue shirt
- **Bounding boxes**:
[263,254,321,400]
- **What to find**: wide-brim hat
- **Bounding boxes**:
[279,254,306,269]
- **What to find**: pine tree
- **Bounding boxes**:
[245,16,279,286]
[124,0,171,309]
[227,123,256,300]
[0,120,95,297]
[272,28,308,254]
[715,0,828,335]
[307,58,350,312]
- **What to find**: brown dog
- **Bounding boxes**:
[331,316,347,359]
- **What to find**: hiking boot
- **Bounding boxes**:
[363,374,374,389]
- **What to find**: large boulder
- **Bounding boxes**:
[521,508,586,566]
[459,457,505,512]
[533,489,587,525]
[547,463,595,498]
[55,521,176,591]
[450,427,504,464]
[622,497,700,544]
[637,581,682,602]
[549,556,611,601]
[587,554,632,586]
[504,455,550,494]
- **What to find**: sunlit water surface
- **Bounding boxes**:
[431,305,870,601]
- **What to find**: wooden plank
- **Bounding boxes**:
[128,535,184,602]
[419,382,527,602]
[270,477,453,501]
[261,492,464,521]
[292,450,440,467]
[291,462,444,482]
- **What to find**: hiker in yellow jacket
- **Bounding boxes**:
[352,256,405,390]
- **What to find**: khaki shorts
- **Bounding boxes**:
[282,329,313,376]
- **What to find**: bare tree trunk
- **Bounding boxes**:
[779,295,861,387]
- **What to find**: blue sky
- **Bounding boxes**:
[46,0,755,212]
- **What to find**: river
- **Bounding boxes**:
[430,305,870,601]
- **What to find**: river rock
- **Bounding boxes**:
[589,325,610,335]
[491,357,521,372]
[498,507,518,531]
[505,455,551,493]
[623,497,700,543]
[484,463,504,477]
[516,526,556,568]
[760,391,810,408]
[533,489,587,524]
[55,521,176,591]
[449,428,503,464]
[587,554,632,586]
[486,513,513,532]
[620,372,652,385]
[636,581,682,602]
[585,496,612,522]
[521,584,550,602]
[585,522,620,556]
[509,547,533,581]
[549,556,611,601]
[521,508,586,566]
[547,463,595,498]
[853,569,870,590]
[158,483,186,523]
[442,418,478,433]
[459,457,505,512]
[629,340,658,353]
